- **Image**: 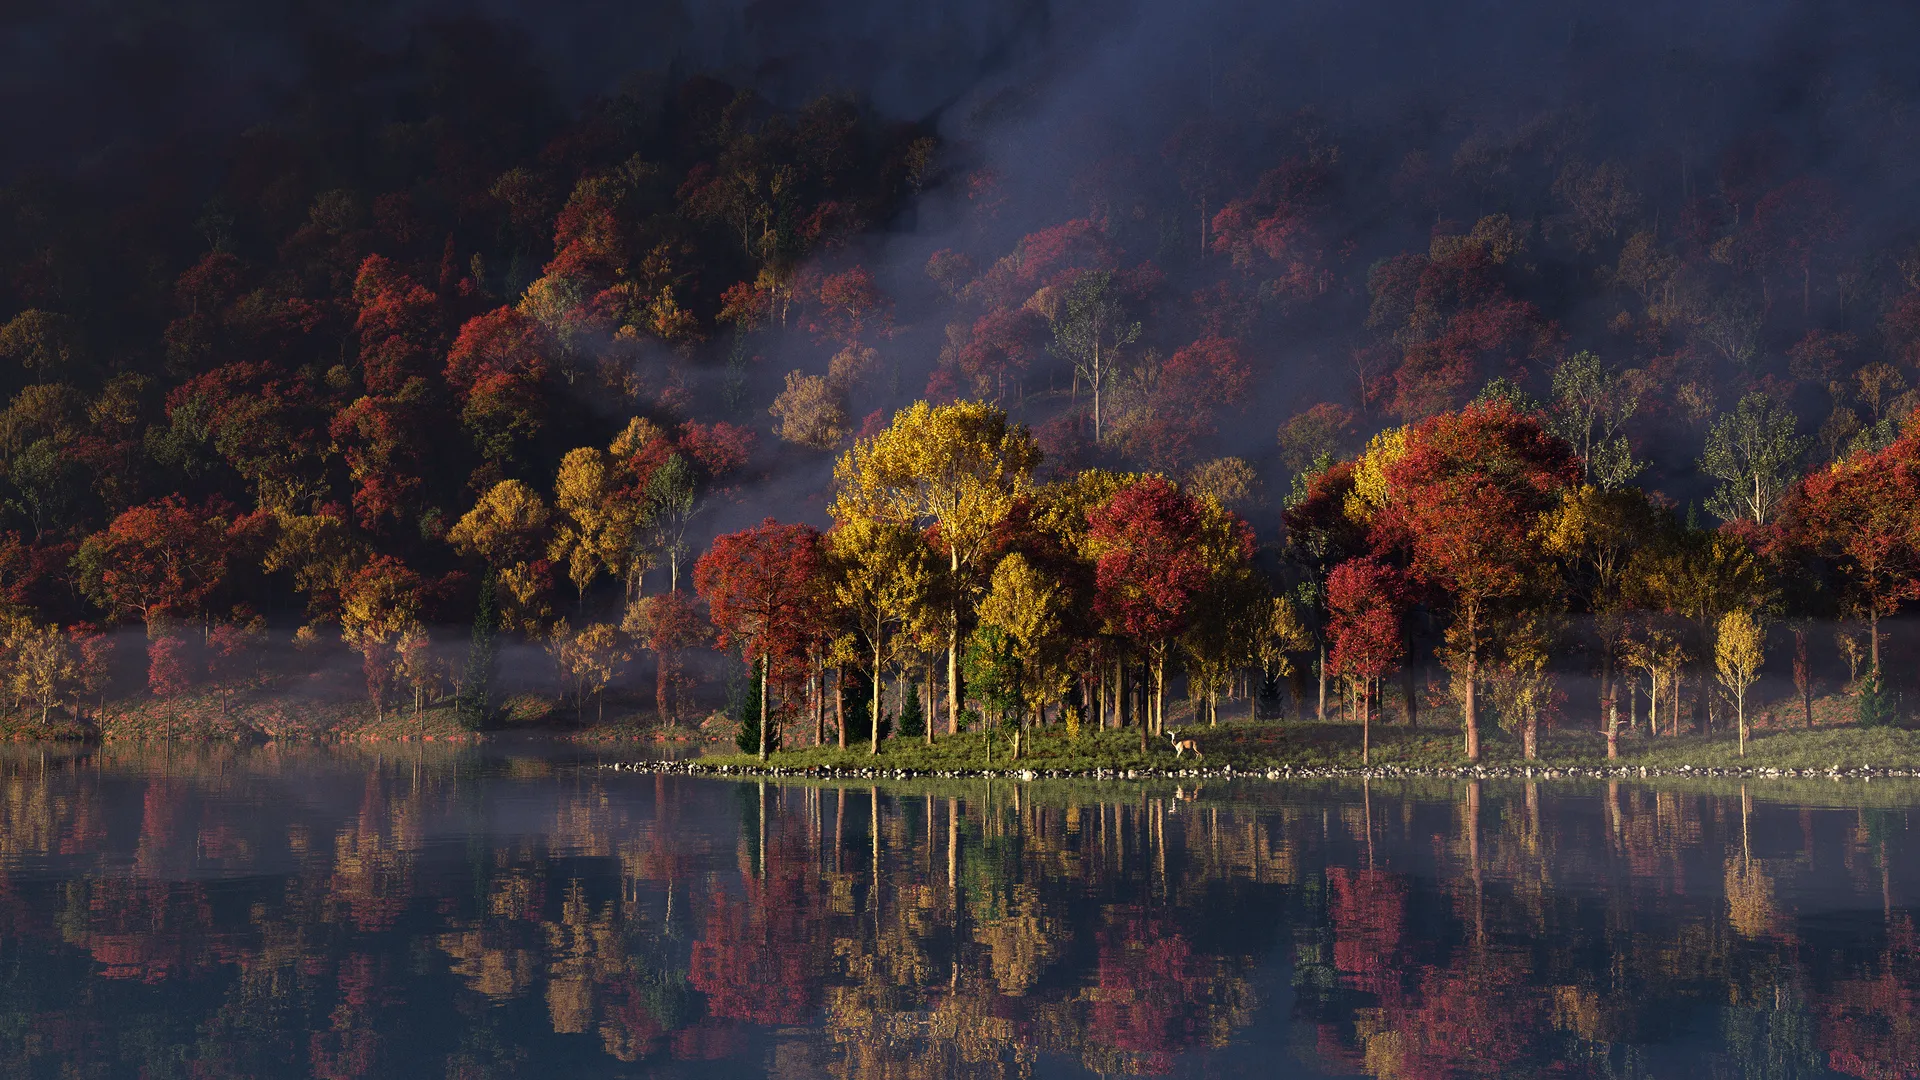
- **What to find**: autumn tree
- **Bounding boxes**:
[6,619,77,726]
[147,633,193,737]
[825,518,932,754]
[974,552,1070,758]
[769,371,850,450]
[1282,459,1372,719]
[549,620,628,724]
[206,611,266,718]
[1377,400,1579,761]
[694,519,824,761]
[1089,476,1254,749]
[830,401,1039,733]
[1543,484,1664,737]
[549,446,635,605]
[448,480,552,630]
[74,497,236,628]
[1627,528,1771,734]
[622,590,707,724]
[1787,430,1920,673]
[340,556,425,722]
[1327,557,1408,765]
[1715,610,1765,756]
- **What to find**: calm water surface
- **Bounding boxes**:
[0,743,1916,1078]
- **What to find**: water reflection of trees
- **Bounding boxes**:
[0,750,1919,1078]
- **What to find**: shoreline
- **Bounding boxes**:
[595,758,1920,782]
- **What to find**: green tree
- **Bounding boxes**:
[1547,351,1642,489]
[1702,392,1808,525]
[1047,270,1141,442]
[457,573,500,730]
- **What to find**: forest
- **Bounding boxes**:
[6,1,1920,757]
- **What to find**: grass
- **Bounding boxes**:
[697,714,1920,775]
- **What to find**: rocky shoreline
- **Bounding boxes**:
[596,759,1920,782]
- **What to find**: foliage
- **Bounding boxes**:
[1701,392,1809,526]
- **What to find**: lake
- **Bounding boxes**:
[0,743,1914,1079]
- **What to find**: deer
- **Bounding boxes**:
[1167,730,1202,760]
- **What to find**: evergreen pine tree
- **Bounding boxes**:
[735,657,780,753]
[456,572,499,731]
[897,684,925,739]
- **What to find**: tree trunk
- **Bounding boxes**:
[757,659,770,762]
[1606,694,1619,760]
[1463,646,1480,763]
[1871,609,1881,675]
[871,641,883,757]
[837,667,847,751]
[1361,682,1370,766]
[1317,643,1328,721]
[1153,654,1166,737]
[1737,689,1747,757]
[1092,342,1103,443]
[1137,664,1148,755]
[948,551,961,736]
[1793,628,1813,728]
[924,666,934,745]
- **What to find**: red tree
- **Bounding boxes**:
[1327,556,1409,764]
[147,636,193,738]
[693,519,824,760]
[1378,401,1579,760]
[352,255,440,394]
[1786,429,1920,672]
[74,498,236,627]
[629,590,709,724]
[1090,477,1252,746]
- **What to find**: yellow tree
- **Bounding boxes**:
[449,479,552,630]
[1487,613,1555,760]
[830,401,1040,733]
[340,556,425,722]
[549,447,624,605]
[1542,484,1662,745]
[549,620,629,724]
[825,518,933,754]
[1628,528,1770,735]
[1715,610,1765,757]
[1256,594,1316,720]
[975,552,1069,758]
[1623,623,1687,737]
[6,620,76,726]
[396,627,437,734]
[260,508,368,622]
[1180,507,1266,727]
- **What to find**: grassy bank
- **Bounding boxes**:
[697,719,1920,776]
[0,678,739,745]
